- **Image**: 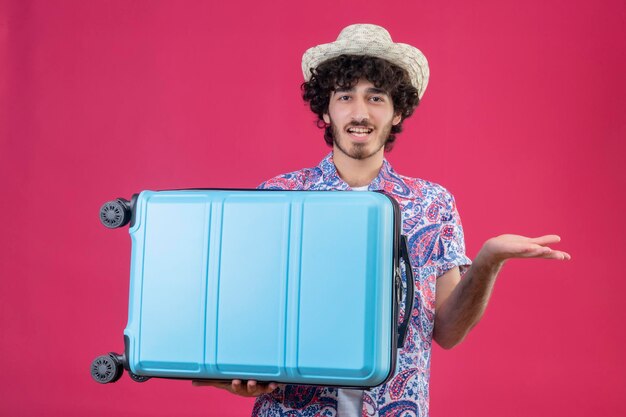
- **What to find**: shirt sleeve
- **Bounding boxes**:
[433,190,472,278]
[257,172,304,190]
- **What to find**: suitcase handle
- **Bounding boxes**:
[397,235,414,348]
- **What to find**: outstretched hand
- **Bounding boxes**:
[192,379,278,397]
[432,234,570,348]
[478,234,571,265]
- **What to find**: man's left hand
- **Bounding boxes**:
[477,234,571,268]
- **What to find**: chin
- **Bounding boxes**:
[335,138,385,160]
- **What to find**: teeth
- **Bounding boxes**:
[348,128,373,134]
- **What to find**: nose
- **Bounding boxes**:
[350,97,369,123]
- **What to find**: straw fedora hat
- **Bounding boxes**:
[301,24,430,99]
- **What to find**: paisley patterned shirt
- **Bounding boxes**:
[252,152,471,417]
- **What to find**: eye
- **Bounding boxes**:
[370,96,384,103]
[337,95,351,101]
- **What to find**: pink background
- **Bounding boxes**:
[1,0,625,416]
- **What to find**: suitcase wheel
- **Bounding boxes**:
[99,199,131,229]
[128,370,150,383]
[91,354,122,384]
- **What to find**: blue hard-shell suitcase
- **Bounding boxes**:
[91,189,414,388]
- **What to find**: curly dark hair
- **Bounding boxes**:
[302,55,420,151]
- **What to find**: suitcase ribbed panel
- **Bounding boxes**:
[215,194,290,375]
[129,192,211,375]
[297,196,392,383]
[125,190,395,386]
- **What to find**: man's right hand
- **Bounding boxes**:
[192,379,278,397]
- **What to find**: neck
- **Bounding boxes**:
[332,146,384,188]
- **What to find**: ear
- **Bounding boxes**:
[323,113,330,124]
[392,113,402,126]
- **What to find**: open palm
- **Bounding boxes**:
[480,234,571,263]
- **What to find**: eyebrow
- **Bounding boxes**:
[333,86,390,96]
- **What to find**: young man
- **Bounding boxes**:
[194,24,570,417]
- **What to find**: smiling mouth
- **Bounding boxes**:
[346,127,374,137]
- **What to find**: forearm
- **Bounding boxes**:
[433,254,503,349]
[433,234,570,349]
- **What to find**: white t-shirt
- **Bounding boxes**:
[337,184,368,416]
[337,388,363,416]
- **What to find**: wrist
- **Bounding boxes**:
[475,245,506,272]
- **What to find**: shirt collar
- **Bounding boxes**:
[317,152,414,198]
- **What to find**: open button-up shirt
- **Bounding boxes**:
[252,152,471,417]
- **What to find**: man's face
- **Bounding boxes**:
[323,79,401,161]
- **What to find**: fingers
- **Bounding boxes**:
[232,379,278,396]
[510,235,571,261]
[243,380,278,395]
[231,379,243,391]
[192,380,231,389]
[522,243,571,260]
[245,380,257,394]
[539,249,571,261]
[193,379,278,397]
[527,235,561,246]
[481,234,571,263]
